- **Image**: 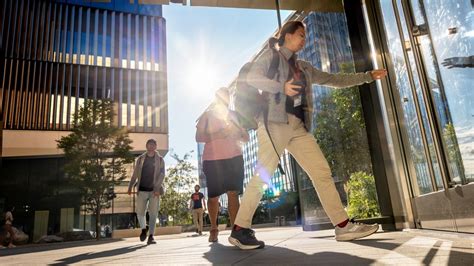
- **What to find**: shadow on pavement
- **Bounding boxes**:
[203,242,375,265]
[50,244,147,265]
[187,233,207,238]
[351,235,474,265]
[0,239,121,257]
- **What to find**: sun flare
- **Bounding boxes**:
[186,60,220,98]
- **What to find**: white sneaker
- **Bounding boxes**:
[335,221,379,241]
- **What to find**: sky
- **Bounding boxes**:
[162,5,291,168]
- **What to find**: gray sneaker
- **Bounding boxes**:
[335,221,379,241]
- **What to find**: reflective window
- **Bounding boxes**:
[416,0,474,183]
[297,12,380,220]
[379,0,435,194]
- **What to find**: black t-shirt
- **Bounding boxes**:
[285,57,306,122]
[191,192,204,209]
[139,155,155,191]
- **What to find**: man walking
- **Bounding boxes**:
[128,139,165,244]
[190,185,206,235]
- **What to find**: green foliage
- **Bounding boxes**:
[313,62,372,182]
[346,171,380,218]
[443,123,461,164]
[57,99,134,239]
[311,62,379,218]
[159,152,196,226]
[218,214,229,226]
[442,123,467,183]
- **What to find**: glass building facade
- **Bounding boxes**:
[241,130,297,197]
[0,0,168,241]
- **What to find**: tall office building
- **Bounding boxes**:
[0,0,169,240]
[196,142,210,199]
[298,12,354,131]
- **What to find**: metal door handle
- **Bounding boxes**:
[412,24,428,36]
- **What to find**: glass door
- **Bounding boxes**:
[376,0,474,233]
[407,0,474,233]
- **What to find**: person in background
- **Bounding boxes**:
[189,185,207,236]
[128,139,165,245]
[196,87,249,242]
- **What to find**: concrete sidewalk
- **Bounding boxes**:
[0,226,473,265]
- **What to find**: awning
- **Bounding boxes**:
[189,0,343,12]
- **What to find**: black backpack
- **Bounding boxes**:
[234,48,280,130]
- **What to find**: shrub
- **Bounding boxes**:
[346,171,380,219]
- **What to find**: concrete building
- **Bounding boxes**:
[0,0,170,240]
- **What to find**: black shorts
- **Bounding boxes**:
[203,155,244,198]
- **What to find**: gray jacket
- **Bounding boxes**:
[128,151,165,195]
[247,46,373,129]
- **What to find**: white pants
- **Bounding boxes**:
[234,115,349,228]
[136,191,160,235]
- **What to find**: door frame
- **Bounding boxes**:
[344,0,416,230]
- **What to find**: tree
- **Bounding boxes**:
[160,152,196,226]
[443,122,466,182]
[57,100,134,239]
[313,62,372,181]
[346,172,380,218]
[310,62,379,218]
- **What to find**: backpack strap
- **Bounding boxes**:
[263,102,286,176]
[266,48,280,80]
[262,48,286,176]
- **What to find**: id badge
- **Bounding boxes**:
[294,95,302,107]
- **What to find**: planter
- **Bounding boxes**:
[56,231,93,241]
[112,228,142,239]
[112,226,183,239]
[154,226,182,236]
[181,224,196,233]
